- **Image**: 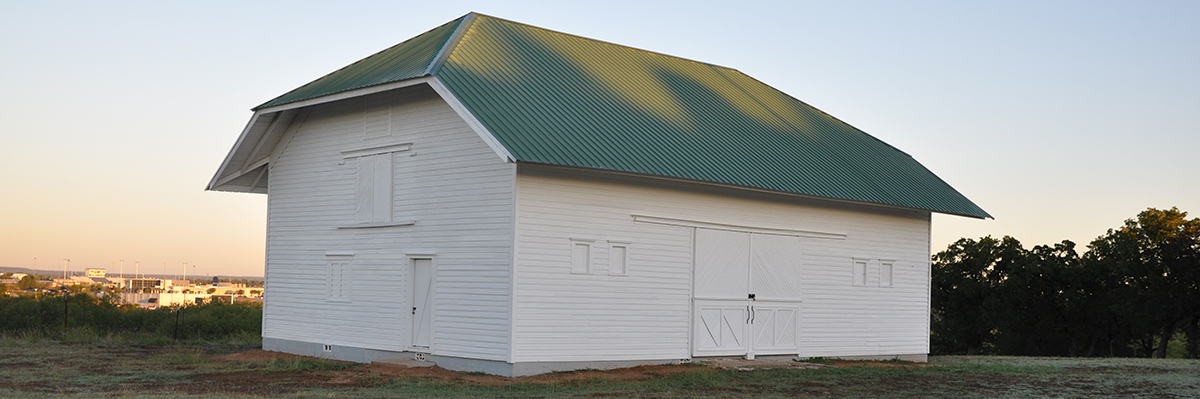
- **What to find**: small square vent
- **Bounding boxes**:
[323,344,333,352]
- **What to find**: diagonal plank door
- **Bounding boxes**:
[693,229,750,356]
[749,234,802,355]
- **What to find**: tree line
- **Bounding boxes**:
[932,207,1200,358]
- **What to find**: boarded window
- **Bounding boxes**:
[570,240,592,274]
[355,153,393,223]
[880,262,894,287]
[609,243,629,276]
[852,259,867,287]
[364,94,391,139]
[327,260,352,302]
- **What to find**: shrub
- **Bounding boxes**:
[0,294,261,341]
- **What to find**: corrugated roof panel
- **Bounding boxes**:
[715,69,990,218]
[435,15,991,217]
[253,16,467,110]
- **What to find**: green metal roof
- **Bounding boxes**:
[254,16,467,110]
[253,12,990,219]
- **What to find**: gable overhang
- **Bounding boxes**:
[207,75,514,193]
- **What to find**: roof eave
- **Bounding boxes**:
[515,162,991,220]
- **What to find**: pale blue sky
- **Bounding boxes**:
[2,1,1197,277]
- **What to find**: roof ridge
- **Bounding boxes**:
[424,12,478,76]
[463,13,738,72]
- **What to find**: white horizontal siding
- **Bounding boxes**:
[264,84,513,361]
[512,166,931,362]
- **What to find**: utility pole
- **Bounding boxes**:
[183,262,187,288]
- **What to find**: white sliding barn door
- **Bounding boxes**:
[693,229,802,358]
[410,259,433,351]
[693,229,750,356]
[749,234,802,355]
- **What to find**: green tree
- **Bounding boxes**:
[931,236,1025,354]
[16,275,39,290]
[987,240,1085,356]
[1085,207,1200,358]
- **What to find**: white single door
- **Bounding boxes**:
[693,229,751,356]
[749,234,802,355]
[410,259,433,351]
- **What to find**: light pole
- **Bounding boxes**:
[182,262,187,288]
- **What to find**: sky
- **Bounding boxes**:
[1,1,1197,277]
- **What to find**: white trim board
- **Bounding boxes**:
[631,215,845,240]
[255,76,438,114]
[207,112,263,190]
[337,220,417,229]
[427,78,515,163]
[340,142,413,160]
[249,76,515,165]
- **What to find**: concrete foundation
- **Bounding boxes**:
[262,337,684,377]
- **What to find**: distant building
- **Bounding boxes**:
[122,292,211,309]
[70,275,112,285]
[127,278,169,292]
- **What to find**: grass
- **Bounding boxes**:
[1,335,1198,398]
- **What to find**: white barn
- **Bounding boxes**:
[208,13,989,376]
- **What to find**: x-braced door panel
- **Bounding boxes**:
[693,301,749,356]
[751,304,799,354]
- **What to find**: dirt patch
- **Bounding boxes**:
[195,350,934,390]
[210,349,318,362]
[356,361,701,386]
[828,360,930,368]
[701,358,827,371]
